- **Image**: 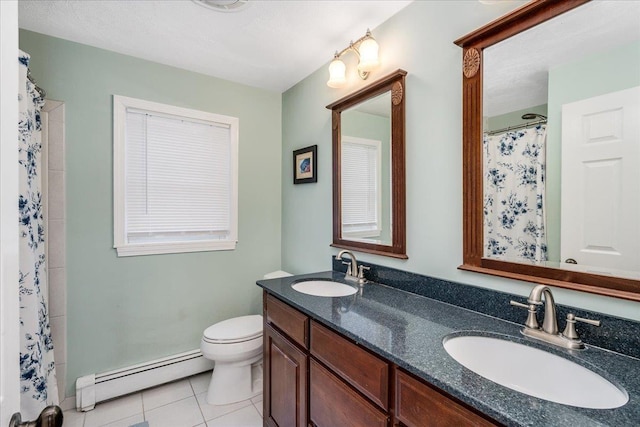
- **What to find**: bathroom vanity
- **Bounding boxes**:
[257,267,640,427]
[262,292,495,427]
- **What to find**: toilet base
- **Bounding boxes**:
[206,358,263,405]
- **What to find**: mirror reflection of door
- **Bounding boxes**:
[561,86,640,276]
[481,1,640,279]
[340,92,392,246]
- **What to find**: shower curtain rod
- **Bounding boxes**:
[485,118,547,136]
[26,69,46,98]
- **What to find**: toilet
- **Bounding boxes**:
[200,314,264,405]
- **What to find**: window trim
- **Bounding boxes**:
[113,95,239,257]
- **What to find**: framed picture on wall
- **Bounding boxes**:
[293,145,317,184]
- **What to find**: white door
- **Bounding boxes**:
[0,0,22,425]
[561,86,640,275]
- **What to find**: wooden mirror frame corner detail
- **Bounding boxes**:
[327,69,408,259]
[454,0,640,301]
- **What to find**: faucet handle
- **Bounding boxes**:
[342,261,353,276]
[357,265,370,280]
[510,300,540,330]
[562,313,601,340]
[510,300,529,309]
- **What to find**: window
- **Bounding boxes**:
[341,136,382,239]
[113,95,238,256]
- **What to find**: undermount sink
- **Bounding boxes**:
[443,334,628,409]
[291,280,358,297]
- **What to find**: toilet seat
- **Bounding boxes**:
[203,314,262,344]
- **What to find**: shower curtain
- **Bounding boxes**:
[18,51,59,419]
[483,125,548,263]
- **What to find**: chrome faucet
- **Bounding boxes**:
[336,250,369,285]
[510,285,600,350]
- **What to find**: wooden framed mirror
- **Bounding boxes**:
[326,69,407,259]
[455,0,640,301]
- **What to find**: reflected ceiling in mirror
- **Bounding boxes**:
[455,0,640,301]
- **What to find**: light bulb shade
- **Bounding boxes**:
[327,57,347,88]
[357,37,379,72]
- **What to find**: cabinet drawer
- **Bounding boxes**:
[310,321,389,410]
[265,294,309,348]
[395,369,498,427]
[309,359,388,427]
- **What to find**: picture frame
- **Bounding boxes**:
[293,145,317,184]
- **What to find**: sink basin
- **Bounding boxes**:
[443,334,628,409]
[291,280,358,297]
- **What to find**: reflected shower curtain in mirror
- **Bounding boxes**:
[483,125,548,263]
[18,51,59,419]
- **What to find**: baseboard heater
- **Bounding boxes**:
[75,349,214,411]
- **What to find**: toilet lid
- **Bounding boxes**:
[203,315,263,343]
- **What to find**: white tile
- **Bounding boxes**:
[62,409,85,427]
[48,170,65,220]
[47,115,65,171]
[55,363,66,403]
[84,393,143,427]
[144,396,204,427]
[48,267,66,318]
[253,401,263,417]
[196,392,252,422]
[206,405,262,427]
[189,371,211,395]
[250,393,262,404]
[142,379,194,411]
[60,396,77,411]
[101,413,144,427]
[50,315,66,362]
[48,219,65,268]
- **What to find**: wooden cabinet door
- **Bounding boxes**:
[264,324,307,427]
[309,359,388,427]
[394,369,499,427]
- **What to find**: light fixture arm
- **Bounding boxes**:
[334,29,376,80]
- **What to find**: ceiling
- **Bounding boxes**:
[18,0,412,93]
[484,0,640,117]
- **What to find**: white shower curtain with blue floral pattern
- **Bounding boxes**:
[18,51,59,419]
[483,125,548,263]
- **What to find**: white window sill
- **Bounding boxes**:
[115,240,237,257]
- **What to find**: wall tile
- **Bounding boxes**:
[48,219,65,268]
[50,315,67,362]
[47,170,65,220]
[48,267,66,318]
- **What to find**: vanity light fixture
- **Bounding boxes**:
[327,29,380,88]
[192,0,250,12]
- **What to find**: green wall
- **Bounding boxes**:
[20,30,282,396]
[546,40,640,262]
[486,104,547,133]
[281,1,640,321]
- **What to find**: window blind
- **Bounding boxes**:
[125,110,232,244]
[341,137,381,236]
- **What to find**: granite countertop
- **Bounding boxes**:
[257,271,640,427]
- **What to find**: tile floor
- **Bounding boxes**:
[63,371,263,427]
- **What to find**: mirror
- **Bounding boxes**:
[341,92,392,246]
[327,69,407,258]
[455,0,640,301]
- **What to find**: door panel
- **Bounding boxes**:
[561,86,640,275]
[264,325,307,427]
